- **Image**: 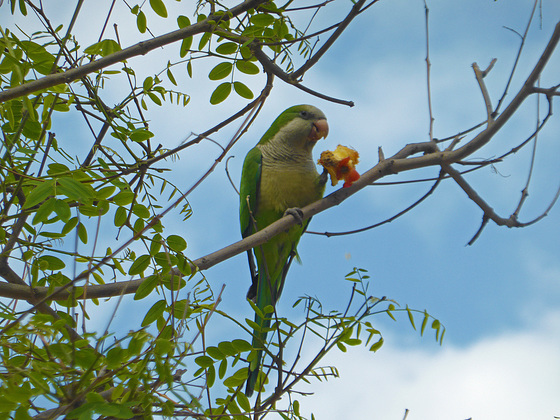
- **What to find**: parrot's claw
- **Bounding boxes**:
[246,283,257,302]
[319,168,329,186]
[284,207,304,226]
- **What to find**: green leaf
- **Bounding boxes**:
[167,67,177,86]
[96,186,116,200]
[47,163,70,175]
[149,0,168,18]
[112,190,135,206]
[231,339,252,353]
[37,255,66,271]
[170,299,191,319]
[128,254,151,275]
[344,338,362,346]
[0,396,18,413]
[114,206,127,227]
[132,203,150,219]
[83,39,121,57]
[176,254,192,276]
[78,222,88,244]
[154,251,176,269]
[217,341,237,357]
[198,32,212,50]
[137,11,147,33]
[210,82,232,105]
[142,76,154,92]
[147,91,162,105]
[155,337,173,355]
[166,235,186,252]
[134,274,159,300]
[195,355,214,368]
[102,39,121,56]
[106,347,127,369]
[250,14,275,28]
[293,399,300,417]
[370,337,384,352]
[222,367,248,388]
[206,346,225,360]
[53,199,71,222]
[247,299,264,319]
[24,179,55,209]
[218,358,228,379]
[129,128,154,142]
[233,81,254,99]
[420,310,429,336]
[78,200,110,217]
[141,299,166,327]
[406,305,416,330]
[263,304,274,314]
[177,15,191,28]
[20,40,55,75]
[22,119,42,140]
[386,304,396,321]
[236,392,251,412]
[207,364,216,388]
[32,197,56,225]
[186,60,193,77]
[62,217,78,235]
[180,37,193,57]
[235,60,260,75]
[208,62,233,81]
[57,177,95,203]
[216,42,238,55]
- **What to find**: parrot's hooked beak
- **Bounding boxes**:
[308,119,329,142]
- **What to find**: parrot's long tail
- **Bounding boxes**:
[245,316,271,397]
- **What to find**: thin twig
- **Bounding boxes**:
[472,60,496,121]
[423,0,434,142]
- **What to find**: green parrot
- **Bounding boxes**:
[239,104,329,397]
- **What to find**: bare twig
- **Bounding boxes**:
[423,0,434,142]
[472,60,497,121]
[495,0,540,114]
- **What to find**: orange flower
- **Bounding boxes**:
[318,145,360,188]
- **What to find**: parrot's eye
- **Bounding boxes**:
[299,110,310,119]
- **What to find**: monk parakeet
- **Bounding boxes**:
[239,104,329,397]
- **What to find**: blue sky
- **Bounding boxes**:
[3,0,560,418]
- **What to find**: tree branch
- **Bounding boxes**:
[1,20,558,303]
[291,0,371,80]
[0,0,269,103]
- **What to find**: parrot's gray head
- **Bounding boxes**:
[259,104,329,154]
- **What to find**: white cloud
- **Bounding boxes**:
[301,311,560,420]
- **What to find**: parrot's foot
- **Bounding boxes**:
[319,168,329,186]
[284,207,304,226]
[246,283,257,302]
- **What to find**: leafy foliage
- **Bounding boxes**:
[4,0,535,418]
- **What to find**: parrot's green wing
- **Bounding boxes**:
[239,146,262,299]
[240,146,262,240]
